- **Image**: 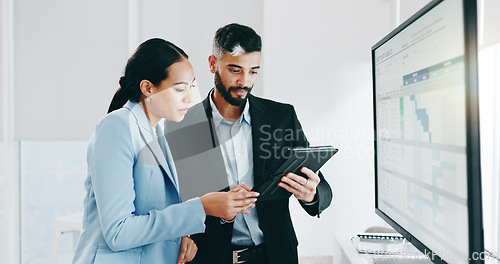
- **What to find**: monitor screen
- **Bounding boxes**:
[372,0,483,263]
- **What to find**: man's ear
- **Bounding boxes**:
[139,80,154,97]
[208,55,217,74]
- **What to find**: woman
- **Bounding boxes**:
[73,38,258,264]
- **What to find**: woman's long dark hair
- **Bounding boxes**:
[107,38,189,113]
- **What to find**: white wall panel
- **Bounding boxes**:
[399,0,500,50]
[0,6,4,264]
[140,0,264,101]
[482,0,500,48]
[14,0,263,140]
[0,142,4,264]
[263,0,392,257]
[0,0,4,141]
[400,0,431,24]
[15,0,128,140]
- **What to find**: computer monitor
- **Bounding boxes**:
[372,0,483,263]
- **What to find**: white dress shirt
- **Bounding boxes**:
[209,94,264,246]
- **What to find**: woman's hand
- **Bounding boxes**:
[200,189,259,220]
[229,183,253,193]
[177,236,197,264]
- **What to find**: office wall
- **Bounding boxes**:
[0,0,3,245]
[15,0,129,140]
[13,0,263,141]
[0,142,3,264]
[400,0,432,22]
[262,0,432,257]
[478,44,500,257]
[262,0,390,256]
[1,0,4,140]
[139,0,264,101]
[482,0,500,48]
[1,0,5,259]
[7,1,263,264]
[478,0,500,252]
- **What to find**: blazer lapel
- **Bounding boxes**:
[158,128,179,192]
[248,95,271,185]
[124,101,179,193]
[147,136,175,183]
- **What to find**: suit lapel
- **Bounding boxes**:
[201,95,221,147]
[248,95,271,185]
[158,127,179,191]
[124,101,179,194]
[201,93,229,187]
[201,93,271,187]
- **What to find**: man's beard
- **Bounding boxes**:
[214,72,252,106]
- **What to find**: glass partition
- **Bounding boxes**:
[0,142,4,264]
[20,141,87,264]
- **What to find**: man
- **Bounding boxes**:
[165,23,332,264]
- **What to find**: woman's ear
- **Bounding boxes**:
[140,80,154,97]
[208,55,217,74]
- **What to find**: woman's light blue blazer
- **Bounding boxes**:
[73,101,206,264]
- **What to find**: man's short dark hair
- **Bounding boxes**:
[213,23,262,58]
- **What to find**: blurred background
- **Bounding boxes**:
[1,0,499,263]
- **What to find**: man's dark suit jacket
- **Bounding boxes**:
[165,92,332,264]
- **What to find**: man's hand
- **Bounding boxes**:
[229,183,253,193]
[229,183,256,210]
[177,236,197,264]
[278,167,319,203]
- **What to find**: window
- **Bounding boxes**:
[0,142,4,264]
[20,141,87,264]
[479,43,500,258]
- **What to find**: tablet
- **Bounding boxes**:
[253,145,338,201]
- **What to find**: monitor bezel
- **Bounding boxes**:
[371,0,484,263]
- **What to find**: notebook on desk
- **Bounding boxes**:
[352,233,434,264]
[352,233,420,255]
[370,258,434,264]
